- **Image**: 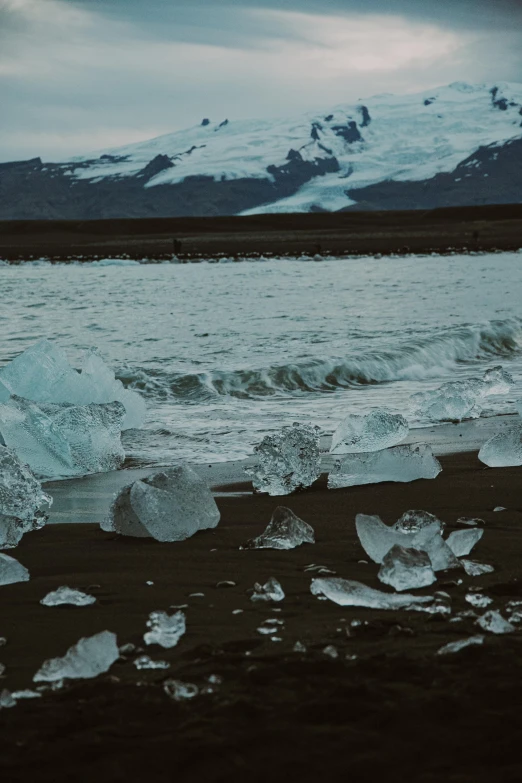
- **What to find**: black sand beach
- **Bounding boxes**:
[2,448,522,782]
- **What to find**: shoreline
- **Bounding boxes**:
[2,447,522,781]
[44,413,519,524]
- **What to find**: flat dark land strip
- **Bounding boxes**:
[1,204,522,259]
[2,452,522,781]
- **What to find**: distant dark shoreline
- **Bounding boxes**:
[1,203,521,261]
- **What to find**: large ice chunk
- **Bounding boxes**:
[378,545,437,592]
[328,444,441,489]
[0,444,51,548]
[476,610,515,634]
[311,577,447,614]
[241,506,315,550]
[355,512,459,571]
[446,528,483,557]
[330,410,408,454]
[0,340,145,430]
[483,366,514,395]
[245,422,321,496]
[33,631,119,682]
[0,395,125,479]
[144,610,186,648]
[103,465,220,541]
[478,426,522,467]
[0,553,30,585]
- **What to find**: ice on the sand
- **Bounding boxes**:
[163,679,199,701]
[378,545,436,592]
[476,610,515,634]
[310,577,448,614]
[478,426,522,467]
[250,577,285,602]
[437,635,485,655]
[33,631,119,682]
[328,444,441,489]
[461,560,494,576]
[410,366,513,423]
[0,395,125,479]
[241,506,315,550]
[40,586,96,607]
[144,610,186,648]
[446,528,483,557]
[355,512,459,571]
[0,340,145,430]
[103,465,220,541]
[0,553,30,585]
[330,409,408,454]
[465,593,492,608]
[0,445,51,549]
[245,422,321,495]
[134,655,170,670]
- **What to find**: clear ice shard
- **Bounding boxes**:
[461,560,494,576]
[40,586,96,607]
[310,577,446,613]
[134,655,170,670]
[0,444,51,549]
[446,528,483,557]
[355,513,459,571]
[478,426,522,467]
[378,545,437,592]
[0,395,125,479]
[33,631,119,682]
[0,553,30,585]
[144,610,186,648]
[330,409,408,454]
[437,635,485,655]
[102,465,220,542]
[328,444,441,489]
[476,610,515,634]
[250,577,285,602]
[245,422,321,496]
[0,340,145,431]
[163,679,199,701]
[241,506,315,550]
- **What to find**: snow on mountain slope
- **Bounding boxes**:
[66,81,522,214]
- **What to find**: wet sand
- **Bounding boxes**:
[2,449,522,782]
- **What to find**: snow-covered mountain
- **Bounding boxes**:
[2,82,522,219]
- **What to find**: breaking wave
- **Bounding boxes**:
[119,318,522,401]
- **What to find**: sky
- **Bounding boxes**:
[1,0,522,162]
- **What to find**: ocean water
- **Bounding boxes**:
[1,252,522,466]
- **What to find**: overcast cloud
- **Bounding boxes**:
[0,0,521,161]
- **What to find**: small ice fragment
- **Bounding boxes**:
[232,609,243,615]
[103,465,220,542]
[270,636,282,642]
[378,545,437,592]
[437,635,485,655]
[0,445,51,549]
[0,637,5,647]
[119,643,136,655]
[446,528,483,557]
[245,422,321,496]
[355,513,458,571]
[293,641,307,653]
[330,409,408,454]
[257,626,273,635]
[189,593,205,598]
[323,645,338,658]
[216,581,236,588]
[493,506,506,512]
[242,506,315,550]
[328,444,441,489]
[0,553,30,586]
[146,581,154,586]
[0,663,5,676]
[461,560,494,576]
[40,586,96,607]
[0,689,16,709]
[479,426,522,467]
[466,593,493,608]
[144,611,186,648]
[163,679,198,701]
[134,655,170,670]
[456,517,484,527]
[476,610,515,634]
[33,630,119,682]
[11,690,41,700]
[394,510,443,534]
[311,577,443,613]
[250,578,285,602]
